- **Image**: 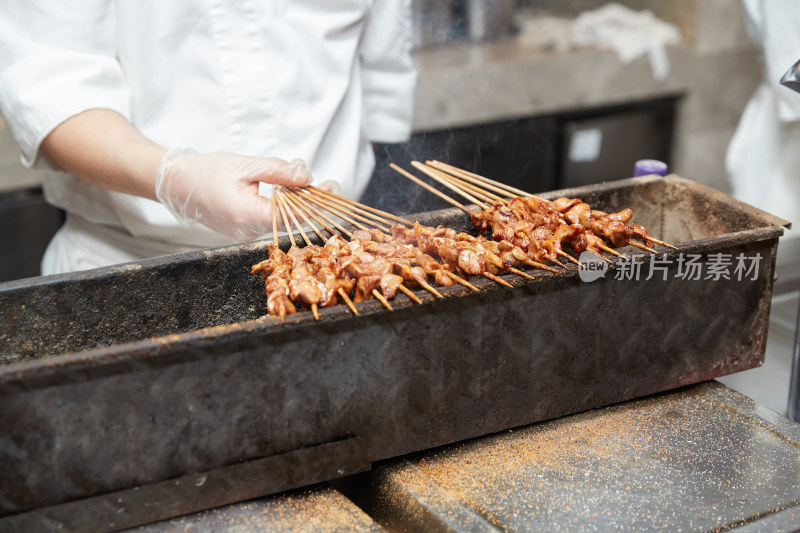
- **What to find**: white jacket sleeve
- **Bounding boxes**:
[359,0,418,143]
[761,0,800,122]
[0,0,130,168]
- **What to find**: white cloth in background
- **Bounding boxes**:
[726,0,800,234]
[0,0,416,273]
[572,3,681,82]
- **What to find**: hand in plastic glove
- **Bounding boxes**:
[155,148,313,241]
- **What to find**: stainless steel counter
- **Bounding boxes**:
[411,41,694,132]
[340,381,800,532]
[126,486,382,533]
[113,382,800,532]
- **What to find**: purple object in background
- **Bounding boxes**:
[633,159,668,177]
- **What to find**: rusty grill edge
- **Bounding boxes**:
[0,176,789,531]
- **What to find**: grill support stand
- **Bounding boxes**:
[787,297,800,422]
[0,437,369,532]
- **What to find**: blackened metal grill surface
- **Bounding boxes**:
[0,175,789,531]
[0,203,475,364]
[0,175,786,363]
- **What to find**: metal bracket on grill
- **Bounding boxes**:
[781,58,800,93]
[0,436,369,533]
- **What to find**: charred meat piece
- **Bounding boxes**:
[350,229,373,242]
[356,274,382,300]
[456,247,485,276]
[379,273,405,299]
[393,263,427,288]
[552,197,581,213]
[289,261,323,307]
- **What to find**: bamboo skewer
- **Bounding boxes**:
[445,271,480,292]
[338,288,359,315]
[278,191,316,250]
[629,241,658,254]
[428,160,550,202]
[271,193,287,323]
[558,251,581,265]
[416,278,444,299]
[422,162,676,256]
[275,190,320,320]
[648,237,680,250]
[258,159,678,321]
[300,195,485,296]
[422,164,508,206]
[319,183,560,283]
[522,259,559,273]
[398,284,423,304]
[297,190,368,231]
[272,192,279,244]
[276,190,311,246]
[426,167,576,268]
[597,244,622,257]
[299,189,392,233]
[505,266,536,280]
[402,163,572,271]
[421,165,595,267]
[483,272,513,288]
[301,188,412,241]
[390,163,474,215]
[281,190,330,242]
[417,165,577,270]
[302,191,412,241]
[300,197,398,242]
[284,190,396,316]
[267,190,376,316]
[303,194,371,232]
[282,191,489,297]
[305,187,404,230]
[415,162,501,207]
[305,190,550,286]
[291,194,444,301]
[287,189,353,238]
[371,289,394,311]
[310,175,561,285]
[411,161,491,210]
[426,160,524,203]
[275,189,296,248]
[306,185,416,227]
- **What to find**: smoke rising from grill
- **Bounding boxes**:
[360,119,554,216]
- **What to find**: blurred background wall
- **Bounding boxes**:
[0,0,782,279]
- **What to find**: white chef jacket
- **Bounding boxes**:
[0,0,416,273]
[726,0,800,234]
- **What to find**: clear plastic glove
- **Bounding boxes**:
[317,179,342,196]
[155,148,313,241]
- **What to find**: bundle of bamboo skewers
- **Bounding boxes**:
[251,161,677,321]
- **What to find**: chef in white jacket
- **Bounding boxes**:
[727,0,800,236]
[0,1,417,274]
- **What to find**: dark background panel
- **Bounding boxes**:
[0,188,63,282]
[361,116,558,215]
[362,98,677,216]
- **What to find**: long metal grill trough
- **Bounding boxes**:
[0,175,789,531]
